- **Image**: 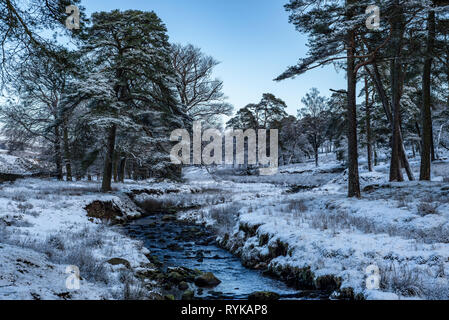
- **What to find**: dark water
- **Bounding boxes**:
[124,214,322,300]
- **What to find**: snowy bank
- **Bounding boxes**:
[178,162,449,300]
[0,178,161,300]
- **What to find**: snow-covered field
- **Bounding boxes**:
[0,153,41,175]
[0,178,160,300]
[1,151,449,300]
[178,157,449,300]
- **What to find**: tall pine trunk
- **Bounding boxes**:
[346,12,361,198]
[365,76,373,172]
[118,157,127,183]
[101,124,117,192]
[54,126,63,181]
[113,152,119,183]
[389,1,405,182]
[314,136,319,167]
[63,119,72,182]
[390,62,404,182]
[420,9,435,181]
[369,63,414,180]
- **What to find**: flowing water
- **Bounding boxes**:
[124,213,327,300]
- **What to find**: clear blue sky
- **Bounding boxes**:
[81,0,345,116]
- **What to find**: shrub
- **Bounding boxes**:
[286,198,308,213]
[45,234,66,251]
[12,193,27,202]
[21,229,109,284]
[138,197,176,214]
[63,246,108,284]
[417,200,439,216]
[120,270,147,300]
[209,203,241,235]
[380,263,424,297]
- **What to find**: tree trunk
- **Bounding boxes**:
[54,126,63,181]
[63,119,72,182]
[346,20,361,198]
[370,63,392,123]
[368,63,414,180]
[431,124,436,161]
[118,156,127,183]
[420,9,435,181]
[374,143,378,166]
[365,76,373,172]
[389,1,405,182]
[436,124,444,159]
[415,121,422,153]
[128,162,133,180]
[399,130,414,180]
[390,64,404,182]
[113,152,119,183]
[101,124,117,192]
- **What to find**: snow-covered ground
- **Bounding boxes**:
[1,152,448,300]
[0,153,41,175]
[177,156,449,300]
[0,178,160,300]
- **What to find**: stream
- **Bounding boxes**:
[124,213,327,300]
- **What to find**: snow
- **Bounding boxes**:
[0,243,107,300]
[177,155,449,300]
[0,153,40,175]
[364,290,400,300]
[0,178,157,300]
[1,152,449,300]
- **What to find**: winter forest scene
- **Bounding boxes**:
[1,0,449,303]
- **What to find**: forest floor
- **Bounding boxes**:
[1,151,449,300]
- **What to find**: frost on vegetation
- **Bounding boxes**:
[0,179,157,300]
[379,262,449,299]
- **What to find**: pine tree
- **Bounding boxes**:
[74,10,187,191]
[420,0,449,180]
[226,105,259,129]
[227,94,288,129]
[276,0,377,197]
[0,0,85,82]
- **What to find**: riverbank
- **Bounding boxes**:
[123,212,311,300]
[176,162,449,300]
[0,178,162,300]
[1,156,448,300]
[0,175,295,300]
